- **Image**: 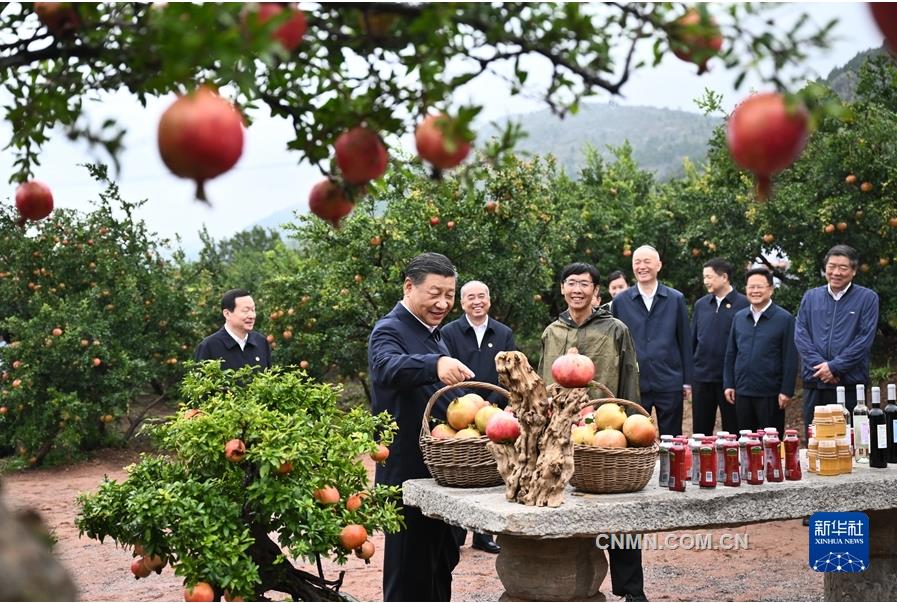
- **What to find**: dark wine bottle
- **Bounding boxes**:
[868,386,887,469]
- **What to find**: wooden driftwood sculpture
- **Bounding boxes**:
[487,351,588,507]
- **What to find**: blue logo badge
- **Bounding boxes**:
[809,512,869,573]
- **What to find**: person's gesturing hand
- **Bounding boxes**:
[437,357,475,385]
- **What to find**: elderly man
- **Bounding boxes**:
[194,288,272,371]
[442,280,516,554]
[794,244,879,427]
[612,245,693,437]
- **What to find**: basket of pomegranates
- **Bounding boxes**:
[419,381,510,488]
[570,397,659,494]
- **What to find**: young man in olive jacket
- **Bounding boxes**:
[442,279,516,555]
[539,262,645,602]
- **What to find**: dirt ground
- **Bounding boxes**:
[2,431,823,602]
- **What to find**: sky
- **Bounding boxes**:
[1,3,885,255]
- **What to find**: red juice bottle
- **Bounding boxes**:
[699,437,717,488]
[723,439,741,486]
[784,429,802,480]
[669,437,687,492]
[764,429,783,482]
[746,438,764,485]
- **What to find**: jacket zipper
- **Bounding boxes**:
[826,295,839,360]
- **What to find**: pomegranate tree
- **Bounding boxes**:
[726,92,808,201]
[334,126,389,185]
[414,113,471,171]
[157,86,245,203]
[14,180,54,225]
[76,365,401,602]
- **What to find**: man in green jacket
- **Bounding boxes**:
[539,263,640,402]
[538,262,645,602]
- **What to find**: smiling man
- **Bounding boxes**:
[194,288,272,371]
[368,252,474,602]
[723,267,797,436]
[442,280,516,554]
[794,244,879,430]
[612,245,693,437]
[538,262,644,603]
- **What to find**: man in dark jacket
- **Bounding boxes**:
[442,280,515,554]
[691,258,749,435]
[368,252,474,602]
[539,262,645,602]
[794,244,879,428]
[723,267,798,436]
[612,245,693,437]
[194,288,272,370]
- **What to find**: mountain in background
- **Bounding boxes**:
[245,46,885,239]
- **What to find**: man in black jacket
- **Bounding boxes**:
[194,288,272,370]
[368,253,474,602]
[691,258,748,435]
[442,280,516,554]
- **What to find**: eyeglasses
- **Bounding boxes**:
[563,279,594,289]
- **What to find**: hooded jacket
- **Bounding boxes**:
[538,307,640,402]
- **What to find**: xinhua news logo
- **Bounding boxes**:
[809,512,869,573]
[595,533,749,551]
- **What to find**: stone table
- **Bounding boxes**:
[404,464,897,601]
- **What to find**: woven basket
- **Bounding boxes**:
[419,381,508,488]
[570,397,659,494]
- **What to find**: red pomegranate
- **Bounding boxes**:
[871,3,897,51]
[414,114,471,170]
[15,180,54,224]
[247,3,307,51]
[668,8,723,74]
[308,179,355,227]
[726,92,808,201]
[334,126,389,185]
[551,348,596,388]
[184,581,215,602]
[157,86,244,203]
[339,524,369,550]
[34,2,81,37]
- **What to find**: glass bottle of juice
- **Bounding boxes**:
[854,384,870,464]
[868,386,888,469]
[783,429,801,480]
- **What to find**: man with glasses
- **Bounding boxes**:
[794,244,879,429]
[723,267,797,436]
[538,262,644,602]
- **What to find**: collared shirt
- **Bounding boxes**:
[827,281,852,301]
[465,314,489,347]
[714,286,733,309]
[637,282,658,312]
[224,324,249,350]
[400,301,436,333]
[750,300,773,325]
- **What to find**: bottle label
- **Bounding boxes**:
[893,420,897,443]
[856,418,871,447]
[878,424,888,449]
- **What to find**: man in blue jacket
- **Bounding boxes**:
[794,244,879,429]
[692,258,749,435]
[613,245,693,436]
[442,279,516,555]
[194,288,272,371]
[368,252,474,602]
[723,267,798,436]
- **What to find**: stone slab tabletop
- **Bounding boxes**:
[403,463,897,538]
